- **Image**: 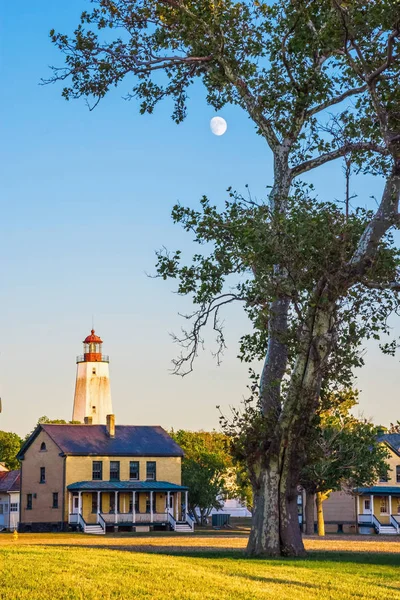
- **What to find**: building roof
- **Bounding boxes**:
[67,480,188,491]
[84,329,103,344]
[378,433,400,456]
[0,470,20,493]
[18,424,184,459]
[356,486,400,496]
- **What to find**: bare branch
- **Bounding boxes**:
[170,293,244,376]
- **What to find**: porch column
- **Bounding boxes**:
[175,493,178,520]
[167,491,170,516]
[115,491,118,524]
[185,491,188,519]
[389,495,392,515]
[97,491,100,517]
[150,491,153,522]
[355,494,359,533]
[69,492,72,516]
[370,494,374,519]
[132,491,136,522]
[78,491,82,516]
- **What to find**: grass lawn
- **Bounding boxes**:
[1,533,400,600]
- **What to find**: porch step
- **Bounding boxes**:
[84,525,105,535]
[378,525,398,535]
[175,522,193,533]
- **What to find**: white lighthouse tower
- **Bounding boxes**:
[72,329,113,424]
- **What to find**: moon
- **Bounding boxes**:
[210,116,227,136]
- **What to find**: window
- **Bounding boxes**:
[364,499,371,511]
[110,461,120,481]
[145,493,156,514]
[52,493,58,509]
[91,493,98,514]
[379,471,388,482]
[40,442,47,451]
[396,465,400,483]
[0,504,3,515]
[129,461,139,481]
[396,499,400,515]
[146,461,156,481]
[380,497,388,514]
[10,503,18,512]
[129,496,140,513]
[27,494,32,510]
[92,461,103,481]
[40,467,46,483]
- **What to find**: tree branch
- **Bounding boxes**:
[306,85,368,118]
[291,142,389,178]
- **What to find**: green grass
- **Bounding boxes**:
[1,534,400,600]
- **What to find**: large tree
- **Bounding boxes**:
[0,431,22,471]
[300,393,390,536]
[170,430,233,524]
[47,1,400,556]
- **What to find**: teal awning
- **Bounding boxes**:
[67,480,188,492]
[356,487,400,496]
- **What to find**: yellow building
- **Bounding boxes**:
[305,433,400,535]
[17,415,193,534]
[355,433,400,534]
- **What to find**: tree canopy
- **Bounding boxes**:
[170,429,234,524]
[0,431,22,471]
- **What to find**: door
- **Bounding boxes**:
[72,495,79,514]
[363,499,371,514]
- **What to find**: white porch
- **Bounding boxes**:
[67,484,194,534]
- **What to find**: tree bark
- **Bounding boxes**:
[305,491,315,535]
[316,492,325,536]
[247,459,281,556]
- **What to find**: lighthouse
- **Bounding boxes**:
[72,329,113,424]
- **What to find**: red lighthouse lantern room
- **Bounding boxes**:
[83,329,104,362]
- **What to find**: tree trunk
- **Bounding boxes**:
[305,491,315,535]
[248,282,336,556]
[316,492,325,536]
[246,459,281,556]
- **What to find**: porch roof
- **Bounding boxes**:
[67,480,188,492]
[356,486,400,496]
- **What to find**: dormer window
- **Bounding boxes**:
[40,442,47,452]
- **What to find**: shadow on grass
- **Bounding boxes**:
[33,542,400,567]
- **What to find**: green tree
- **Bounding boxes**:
[47,1,400,556]
[170,430,233,524]
[301,395,390,536]
[0,431,22,470]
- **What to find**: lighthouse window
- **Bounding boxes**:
[92,368,96,375]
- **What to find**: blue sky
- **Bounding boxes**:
[1,1,398,436]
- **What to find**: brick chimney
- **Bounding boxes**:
[106,414,115,438]
[84,416,93,425]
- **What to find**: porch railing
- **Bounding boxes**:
[168,512,176,531]
[358,514,373,524]
[371,514,382,533]
[390,515,400,532]
[185,513,195,531]
[98,513,106,532]
[99,512,168,524]
[69,513,79,524]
